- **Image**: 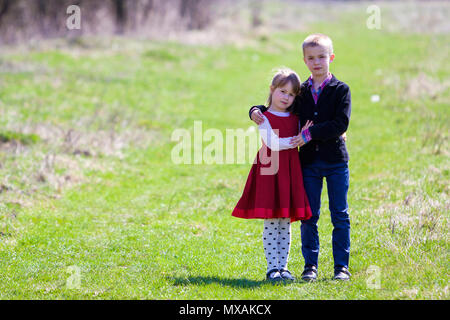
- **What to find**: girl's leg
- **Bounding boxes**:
[263,219,279,272]
[277,218,291,271]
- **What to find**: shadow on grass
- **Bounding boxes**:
[169,276,327,288]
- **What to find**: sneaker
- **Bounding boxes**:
[280,269,295,281]
[266,268,282,282]
[334,267,351,281]
[301,265,317,282]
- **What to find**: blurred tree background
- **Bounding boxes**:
[1,0,448,45]
[0,0,217,43]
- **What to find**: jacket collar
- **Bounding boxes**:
[303,74,338,89]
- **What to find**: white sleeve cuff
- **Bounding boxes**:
[258,115,296,151]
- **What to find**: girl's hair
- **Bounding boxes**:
[266,68,302,111]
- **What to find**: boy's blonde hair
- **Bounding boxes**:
[266,68,301,110]
[302,33,333,55]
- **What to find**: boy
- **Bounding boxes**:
[249,34,351,281]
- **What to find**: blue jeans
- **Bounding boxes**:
[301,160,350,269]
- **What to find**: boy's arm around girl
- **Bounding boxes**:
[250,79,351,145]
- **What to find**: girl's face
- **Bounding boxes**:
[270,81,296,112]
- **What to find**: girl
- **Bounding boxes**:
[232,68,312,282]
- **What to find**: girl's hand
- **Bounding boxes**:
[251,109,265,125]
[290,134,304,148]
[341,132,347,141]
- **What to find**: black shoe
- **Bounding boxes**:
[266,268,282,282]
[334,267,351,281]
[279,269,295,281]
[301,265,317,282]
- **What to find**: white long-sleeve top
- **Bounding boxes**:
[258,110,300,151]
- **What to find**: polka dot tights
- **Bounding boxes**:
[262,218,291,272]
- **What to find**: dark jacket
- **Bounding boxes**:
[249,74,351,165]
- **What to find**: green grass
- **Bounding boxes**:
[0,131,41,145]
[0,6,449,299]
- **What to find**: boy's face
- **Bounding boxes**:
[303,45,335,78]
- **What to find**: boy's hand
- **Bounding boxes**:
[341,132,347,141]
[290,120,314,148]
[301,120,314,133]
[251,109,265,125]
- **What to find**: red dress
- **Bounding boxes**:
[232,111,312,222]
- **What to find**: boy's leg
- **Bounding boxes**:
[325,162,350,270]
[300,165,323,268]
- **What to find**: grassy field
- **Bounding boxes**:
[0,3,449,299]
